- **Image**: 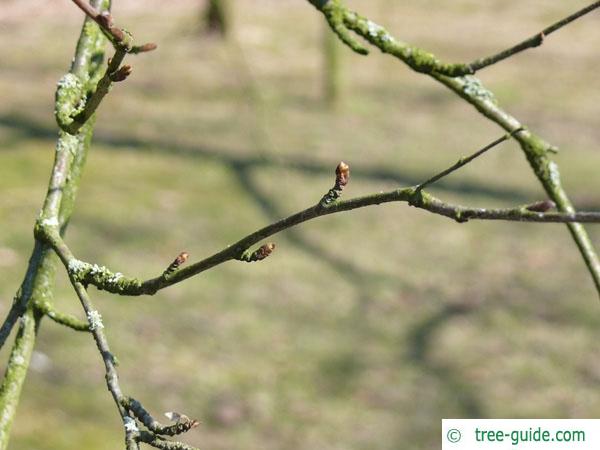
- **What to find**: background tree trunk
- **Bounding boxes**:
[205,0,230,37]
[323,22,342,107]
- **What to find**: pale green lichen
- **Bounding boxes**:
[39,217,59,228]
[86,310,104,331]
[124,417,139,433]
[55,132,79,156]
[548,161,561,187]
[462,76,496,104]
[68,260,142,294]
[55,74,85,131]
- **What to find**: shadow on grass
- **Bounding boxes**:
[1,112,539,204]
[406,303,484,417]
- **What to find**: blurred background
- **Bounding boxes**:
[1,1,600,448]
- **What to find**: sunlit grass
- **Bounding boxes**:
[1,1,599,449]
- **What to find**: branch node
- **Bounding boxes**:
[237,243,276,263]
[454,210,469,223]
[123,397,200,436]
[534,32,545,46]
[97,11,114,29]
[319,161,350,207]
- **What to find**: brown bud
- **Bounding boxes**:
[110,64,133,82]
[526,200,556,212]
[135,42,158,53]
[174,252,189,267]
[254,243,275,261]
[335,161,350,188]
[163,251,189,276]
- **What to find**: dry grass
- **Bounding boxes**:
[1,1,600,449]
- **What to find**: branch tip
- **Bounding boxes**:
[131,42,158,54]
[110,64,133,82]
[335,161,350,188]
[320,161,350,206]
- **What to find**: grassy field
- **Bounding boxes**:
[1,1,600,449]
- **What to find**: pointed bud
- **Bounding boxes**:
[254,243,275,261]
[110,64,133,82]
[335,161,350,188]
[526,200,555,212]
[163,251,190,277]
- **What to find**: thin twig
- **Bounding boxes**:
[309,0,600,294]
[310,0,600,76]
[468,1,600,72]
[138,432,200,450]
[70,0,128,46]
[37,144,600,297]
[416,128,523,192]
[34,300,89,332]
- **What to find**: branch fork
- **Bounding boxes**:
[56,0,158,135]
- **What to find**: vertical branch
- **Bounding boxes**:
[0,1,110,448]
[0,309,40,448]
[323,21,342,107]
[432,73,600,293]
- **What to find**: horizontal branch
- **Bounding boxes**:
[123,397,199,437]
[309,0,600,76]
[38,162,600,296]
[137,432,200,450]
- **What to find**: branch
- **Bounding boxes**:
[137,432,200,450]
[0,243,45,350]
[58,48,129,134]
[468,1,600,72]
[71,0,157,53]
[65,268,198,448]
[33,299,89,332]
[309,1,600,295]
[123,397,199,437]
[0,308,40,447]
[0,1,112,442]
[37,134,600,296]
[59,0,157,135]
[309,0,600,76]
[416,128,523,192]
[69,280,136,444]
